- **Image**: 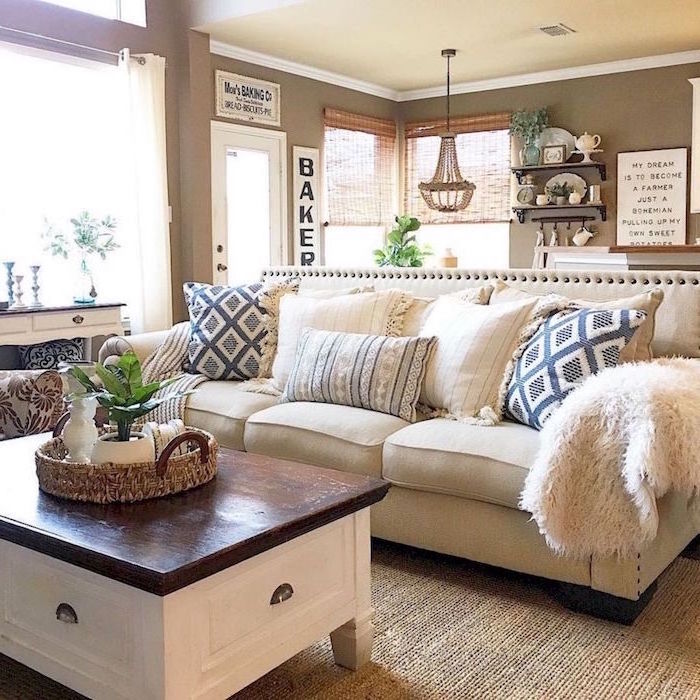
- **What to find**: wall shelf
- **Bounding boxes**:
[512,161,606,184]
[512,203,607,224]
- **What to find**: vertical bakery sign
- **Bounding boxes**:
[293,146,321,266]
[617,148,687,245]
[215,70,280,127]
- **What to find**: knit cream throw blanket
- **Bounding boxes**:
[520,358,700,559]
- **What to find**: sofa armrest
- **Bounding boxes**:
[98,329,172,366]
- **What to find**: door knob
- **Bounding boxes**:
[216,244,224,253]
[217,263,228,272]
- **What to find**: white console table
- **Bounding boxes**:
[0,303,124,359]
[537,245,700,271]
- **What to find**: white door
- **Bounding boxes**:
[211,121,287,285]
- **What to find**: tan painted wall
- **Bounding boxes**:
[209,54,400,258]
[399,63,700,267]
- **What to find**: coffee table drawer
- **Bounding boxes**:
[0,543,137,674]
[206,517,355,657]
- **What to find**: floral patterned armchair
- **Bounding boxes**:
[0,370,65,440]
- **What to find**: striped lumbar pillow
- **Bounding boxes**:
[281,329,437,422]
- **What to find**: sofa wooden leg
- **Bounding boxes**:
[554,580,657,625]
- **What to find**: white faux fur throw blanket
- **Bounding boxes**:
[520,358,700,559]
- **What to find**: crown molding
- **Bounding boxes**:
[398,49,700,101]
[209,39,400,100]
[210,40,700,103]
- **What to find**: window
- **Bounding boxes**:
[0,44,136,311]
[36,0,146,26]
[323,109,396,266]
[404,112,512,267]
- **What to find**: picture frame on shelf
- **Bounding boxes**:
[542,144,566,165]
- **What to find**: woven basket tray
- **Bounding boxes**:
[35,428,219,504]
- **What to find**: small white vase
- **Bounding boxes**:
[63,396,98,463]
[91,432,156,465]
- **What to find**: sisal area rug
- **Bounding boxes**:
[1,540,698,699]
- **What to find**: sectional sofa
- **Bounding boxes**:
[100,266,700,623]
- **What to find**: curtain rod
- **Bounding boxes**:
[0,25,146,64]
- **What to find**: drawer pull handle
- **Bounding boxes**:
[270,583,294,605]
[217,263,228,272]
[56,603,79,624]
[72,314,84,325]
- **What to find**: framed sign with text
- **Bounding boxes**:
[616,147,687,246]
[215,70,281,127]
[293,146,321,266]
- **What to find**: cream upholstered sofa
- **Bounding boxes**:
[100,266,700,623]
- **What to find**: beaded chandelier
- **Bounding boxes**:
[418,49,476,212]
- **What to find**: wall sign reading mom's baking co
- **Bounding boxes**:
[215,70,281,127]
[617,147,687,246]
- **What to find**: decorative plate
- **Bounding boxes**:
[538,127,576,161]
[545,173,587,198]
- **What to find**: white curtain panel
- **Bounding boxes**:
[119,49,172,333]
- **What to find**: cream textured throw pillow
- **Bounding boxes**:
[490,281,663,362]
[419,296,542,423]
[271,289,412,392]
[282,329,437,422]
[402,284,495,336]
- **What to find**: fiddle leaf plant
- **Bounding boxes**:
[69,352,193,442]
[373,215,432,268]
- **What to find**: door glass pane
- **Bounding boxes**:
[225,148,270,283]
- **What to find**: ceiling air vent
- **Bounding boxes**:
[539,23,577,37]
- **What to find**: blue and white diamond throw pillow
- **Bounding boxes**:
[185,281,269,380]
[505,307,647,430]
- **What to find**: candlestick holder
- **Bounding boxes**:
[12,274,26,308]
[3,261,14,305]
[29,264,42,307]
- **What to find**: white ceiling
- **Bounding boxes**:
[195,0,700,95]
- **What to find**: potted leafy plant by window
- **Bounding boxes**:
[546,181,573,206]
[509,108,549,166]
[373,215,432,267]
[69,352,193,464]
[43,211,119,304]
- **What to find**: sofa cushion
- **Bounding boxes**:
[184,380,278,450]
[270,289,412,392]
[244,402,408,478]
[382,418,540,509]
[490,281,663,363]
[504,307,647,430]
[282,329,436,421]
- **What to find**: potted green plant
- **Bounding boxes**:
[43,211,119,304]
[509,108,549,166]
[546,181,573,206]
[373,215,432,267]
[69,352,193,464]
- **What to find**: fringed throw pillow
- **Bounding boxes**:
[281,329,436,422]
[270,289,413,392]
[184,278,298,381]
[505,307,647,430]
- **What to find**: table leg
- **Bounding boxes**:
[330,610,374,670]
[82,337,93,361]
[330,509,374,670]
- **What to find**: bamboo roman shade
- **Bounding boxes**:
[324,108,397,226]
[405,111,511,224]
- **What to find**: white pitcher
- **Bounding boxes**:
[575,132,601,151]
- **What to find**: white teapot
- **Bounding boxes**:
[575,132,601,152]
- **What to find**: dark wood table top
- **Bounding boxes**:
[0,436,389,596]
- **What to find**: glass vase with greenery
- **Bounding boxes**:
[373,215,432,267]
[509,108,549,166]
[43,211,119,304]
